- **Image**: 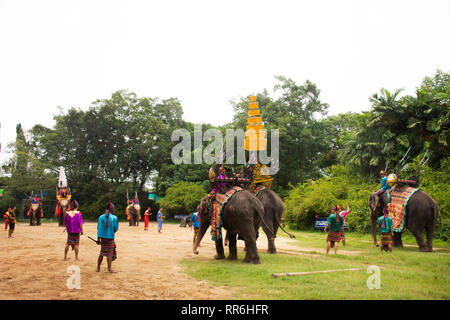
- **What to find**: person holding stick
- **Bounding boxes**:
[96,202,119,273]
[63,200,84,261]
[324,205,343,254]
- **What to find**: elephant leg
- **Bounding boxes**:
[214,237,225,260]
[371,218,379,247]
[30,214,33,226]
[425,225,435,252]
[242,239,260,264]
[393,232,403,248]
[267,238,276,254]
[411,229,428,252]
[227,233,238,260]
[261,219,276,254]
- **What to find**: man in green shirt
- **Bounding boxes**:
[378,208,394,252]
[324,205,343,254]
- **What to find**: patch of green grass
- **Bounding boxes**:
[182,230,450,300]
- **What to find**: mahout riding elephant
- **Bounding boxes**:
[28,202,43,226]
[255,188,295,253]
[369,189,439,252]
[193,190,268,264]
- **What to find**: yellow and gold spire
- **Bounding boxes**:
[244,95,273,189]
[245,95,267,151]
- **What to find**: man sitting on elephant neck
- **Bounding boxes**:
[376,170,391,196]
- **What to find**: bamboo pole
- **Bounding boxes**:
[272,268,361,278]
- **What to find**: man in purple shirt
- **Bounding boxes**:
[64,200,84,261]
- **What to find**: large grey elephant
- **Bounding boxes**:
[369,189,439,252]
[28,202,43,226]
[56,199,70,227]
[193,190,271,264]
[255,188,295,254]
[128,204,141,226]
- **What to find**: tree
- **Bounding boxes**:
[157,182,207,218]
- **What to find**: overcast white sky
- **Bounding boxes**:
[0,0,449,163]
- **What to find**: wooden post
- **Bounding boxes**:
[272,268,361,278]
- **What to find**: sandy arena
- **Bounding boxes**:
[1,220,362,300]
[0,221,241,300]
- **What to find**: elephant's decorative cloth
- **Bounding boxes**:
[253,185,267,196]
[386,185,419,232]
[210,186,243,241]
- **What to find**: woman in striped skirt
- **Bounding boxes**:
[324,205,344,254]
[97,202,119,273]
[64,200,84,261]
[378,208,394,252]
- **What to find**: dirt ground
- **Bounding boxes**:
[0,221,359,300]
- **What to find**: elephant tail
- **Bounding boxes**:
[255,202,276,240]
[430,200,439,230]
[274,213,296,239]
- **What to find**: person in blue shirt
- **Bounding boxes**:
[376,170,391,196]
[190,211,201,246]
[157,208,164,233]
[96,202,119,273]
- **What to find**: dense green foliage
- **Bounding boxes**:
[156,181,207,218]
[284,165,377,233]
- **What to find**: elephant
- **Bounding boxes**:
[193,190,272,264]
[369,188,439,252]
[255,188,295,254]
[28,203,43,226]
[128,204,141,226]
[56,199,71,227]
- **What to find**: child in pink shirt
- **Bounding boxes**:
[339,205,351,246]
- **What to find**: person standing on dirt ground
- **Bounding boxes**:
[144,207,151,231]
[3,208,11,231]
[157,208,164,233]
[96,202,119,273]
[324,205,343,254]
[63,200,84,261]
[7,206,17,238]
[338,204,351,246]
[378,207,394,252]
[190,210,200,246]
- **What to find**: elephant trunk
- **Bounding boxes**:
[193,221,209,254]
